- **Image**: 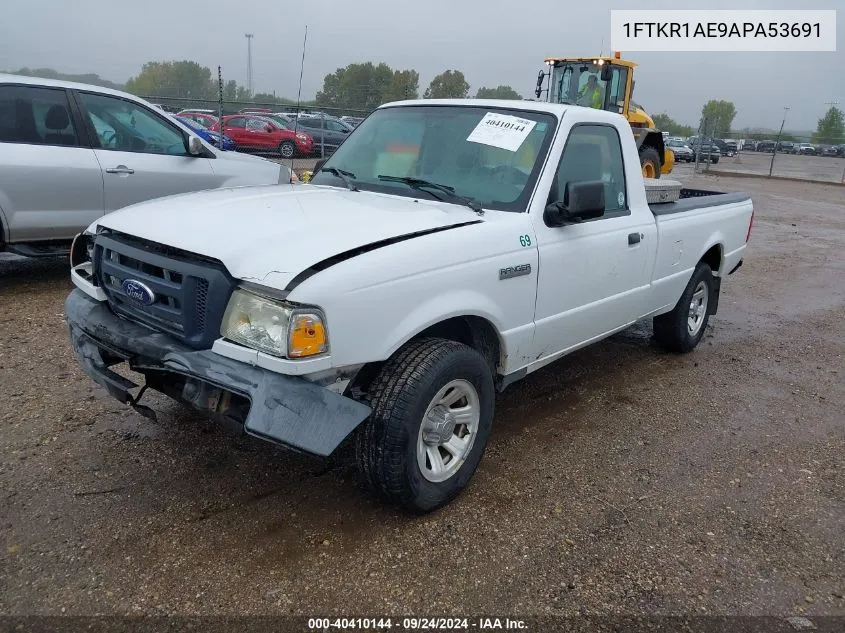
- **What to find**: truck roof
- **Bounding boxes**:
[379,98,573,117]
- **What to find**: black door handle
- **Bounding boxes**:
[628,232,641,245]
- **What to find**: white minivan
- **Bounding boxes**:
[0,74,294,257]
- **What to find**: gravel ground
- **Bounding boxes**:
[1,173,843,619]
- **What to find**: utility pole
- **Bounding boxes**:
[245,33,254,97]
[217,66,224,134]
[769,106,789,178]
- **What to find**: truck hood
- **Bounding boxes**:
[94,184,482,289]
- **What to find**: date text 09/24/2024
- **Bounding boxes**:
[307,618,528,630]
[622,22,821,38]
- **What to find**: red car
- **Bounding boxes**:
[213,115,313,158]
[176,110,219,129]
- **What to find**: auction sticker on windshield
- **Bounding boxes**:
[466,112,537,152]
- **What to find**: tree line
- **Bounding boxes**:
[653,100,843,144]
[7,61,842,143]
[7,60,523,113]
[315,63,521,109]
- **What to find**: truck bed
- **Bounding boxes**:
[645,187,753,319]
[649,189,751,216]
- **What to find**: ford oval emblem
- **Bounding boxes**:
[121,279,156,305]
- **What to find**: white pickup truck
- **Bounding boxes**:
[65,99,753,512]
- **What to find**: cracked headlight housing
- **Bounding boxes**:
[221,288,328,359]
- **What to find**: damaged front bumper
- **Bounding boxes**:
[64,289,371,457]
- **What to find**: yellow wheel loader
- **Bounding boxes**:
[535,53,673,178]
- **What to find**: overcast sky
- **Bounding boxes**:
[1,0,842,131]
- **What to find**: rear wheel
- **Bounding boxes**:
[354,338,494,513]
[639,146,661,179]
[279,140,296,159]
[653,262,714,353]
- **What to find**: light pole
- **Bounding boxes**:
[245,33,254,97]
[769,106,789,178]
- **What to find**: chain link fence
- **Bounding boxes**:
[142,95,374,158]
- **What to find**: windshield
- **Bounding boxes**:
[309,105,557,213]
[549,62,628,115]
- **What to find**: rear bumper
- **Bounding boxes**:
[65,289,371,457]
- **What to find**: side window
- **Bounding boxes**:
[554,125,627,215]
[604,67,628,115]
[226,117,246,128]
[78,92,187,155]
[246,118,269,132]
[326,120,347,132]
[0,85,80,147]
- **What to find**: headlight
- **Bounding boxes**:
[220,288,328,359]
[296,133,309,141]
[70,230,95,267]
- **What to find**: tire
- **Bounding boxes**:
[639,146,661,179]
[279,140,296,159]
[354,338,495,513]
[653,262,714,353]
[711,156,720,164]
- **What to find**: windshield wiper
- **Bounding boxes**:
[377,175,483,215]
[318,167,358,191]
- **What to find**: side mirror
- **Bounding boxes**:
[544,180,605,227]
[600,64,613,82]
[187,135,203,155]
[535,70,545,99]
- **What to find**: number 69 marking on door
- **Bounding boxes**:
[519,234,532,247]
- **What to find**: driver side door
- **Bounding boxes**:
[75,91,218,212]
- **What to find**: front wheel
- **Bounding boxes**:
[653,262,714,353]
[639,146,661,179]
[354,338,494,513]
[279,140,296,159]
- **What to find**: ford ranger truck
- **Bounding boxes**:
[65,99,753,513]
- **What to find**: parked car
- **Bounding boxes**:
[295,115,354,155]
[821,144,845,157]
[174,116,236,151]
[0,74,294,257]
[777,141,797,154]
[710,139,729,156]
[177,110,219,130]
[149,103,177,114]
[665,138,693,163]
[240,110,294,127]
[256,112,295,129]
[212,115,313,158]
[688,138,721,163]
[756,140,776,153]
[340,115,365,128]
[798,143,816,155]
[65,99,753,512]
[723,140,738,156]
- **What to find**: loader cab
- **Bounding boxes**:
[542,57,634,120]
[538,55,672,179]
